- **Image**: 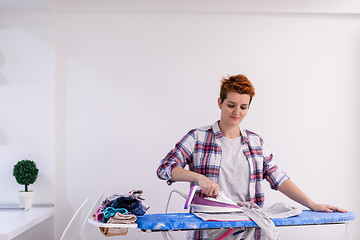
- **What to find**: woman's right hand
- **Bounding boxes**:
[197,175,219,197]
[171,166,219,197]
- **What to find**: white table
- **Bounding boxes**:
[0,206,55,240]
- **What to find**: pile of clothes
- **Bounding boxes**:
[94,190,149,237]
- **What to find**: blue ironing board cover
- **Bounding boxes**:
[136,210,355,231]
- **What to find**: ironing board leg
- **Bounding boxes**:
[161,231,174,240]
[343,222,352,240]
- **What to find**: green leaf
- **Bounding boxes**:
[13,160,39,192]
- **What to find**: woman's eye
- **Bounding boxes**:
[240,106,248,110]
[228,105,235,108]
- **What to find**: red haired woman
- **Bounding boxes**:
[157,74,345,240]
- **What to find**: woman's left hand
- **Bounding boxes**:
[310,203,347,213]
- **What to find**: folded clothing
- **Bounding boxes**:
[102,189,150,217]
[99,227,128,237]
[109,197,146,216]
[98,208,138,237]
[108,212,137,224]
[102,207,128,223]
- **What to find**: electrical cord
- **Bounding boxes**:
[165,189,188,214]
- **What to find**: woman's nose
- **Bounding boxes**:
[233,107,240,114]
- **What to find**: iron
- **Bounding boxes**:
[184,186,243,213]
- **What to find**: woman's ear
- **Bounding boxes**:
[217,97,222,109]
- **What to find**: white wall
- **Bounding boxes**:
[55,10,360,240]
[0,11,55,205]
[1,2,360,240]
[0,10,55,240]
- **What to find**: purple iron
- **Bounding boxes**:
[184,186,243,213]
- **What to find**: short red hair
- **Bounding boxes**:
[220,74,255,104]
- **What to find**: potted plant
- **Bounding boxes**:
[13,159,39,210]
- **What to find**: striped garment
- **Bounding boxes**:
[157,121,289,240]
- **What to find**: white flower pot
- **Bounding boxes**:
[18,191,34,211]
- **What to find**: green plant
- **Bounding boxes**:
[13,160,39,192]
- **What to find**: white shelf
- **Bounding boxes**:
[0,206,54,240]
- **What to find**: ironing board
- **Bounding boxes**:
[135,210,355,231]
[88,210,355,239]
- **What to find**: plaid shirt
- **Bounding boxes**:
[157,121,289,240]
[157,121,289,207]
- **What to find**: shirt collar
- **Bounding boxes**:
[212,121,223,139]
[240,128,250,144]
[212,120,249,144]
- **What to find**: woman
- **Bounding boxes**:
[156,74,346,240]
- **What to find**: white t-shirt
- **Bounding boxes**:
[218,136,250,203]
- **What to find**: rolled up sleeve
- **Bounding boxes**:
[262,142,289,190]
[156,130,195,185]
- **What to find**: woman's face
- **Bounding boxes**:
[218,91,250,127]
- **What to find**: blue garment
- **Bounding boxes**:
[109,196,146,216]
